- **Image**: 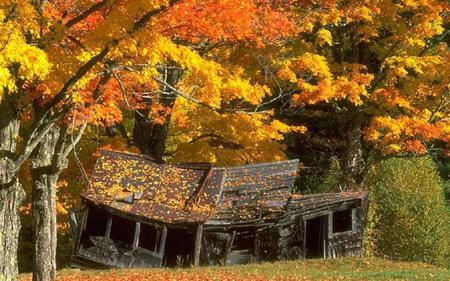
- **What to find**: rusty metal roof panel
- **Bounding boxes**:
[82,150,224,224]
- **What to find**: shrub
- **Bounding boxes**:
[364,156,450,266]
[445,181,450,202]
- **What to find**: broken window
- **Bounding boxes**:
[332,209,353,233]
[109,214,136,246]
[139,223,159,252]
[83,206,109,239]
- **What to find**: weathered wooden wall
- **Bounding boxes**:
[201,197,367,266]
[327,206,365,258]
[77,236,163,268]
[200,232,230,266]
[256,215,305,262]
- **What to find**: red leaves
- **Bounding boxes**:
[158,0,297,45]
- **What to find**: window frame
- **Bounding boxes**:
[330,208,355,235]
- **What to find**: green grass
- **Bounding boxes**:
[18,257,450,280]
[198,258,449,280]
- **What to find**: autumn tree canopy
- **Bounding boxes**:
[0,0,448,280]
[0,1,301,280]
[260,0,449,182]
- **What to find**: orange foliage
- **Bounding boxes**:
[271,0,449,155]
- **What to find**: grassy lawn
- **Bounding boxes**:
[18,257,450,280]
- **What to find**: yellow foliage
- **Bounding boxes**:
[0,12,51,99]
[316,29,333,46]
[167,98,305,165]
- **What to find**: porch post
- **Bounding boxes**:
[105,217,112,239]
[133,222,141,248]
[159,226,168,267]
[194,224,203,266]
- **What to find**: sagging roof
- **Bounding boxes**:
[209,160,299,224]
[83,150,368,226]
[82,150,224,224]
[286,192,369,218]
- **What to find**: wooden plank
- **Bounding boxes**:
[74,204,89,257]
[224,231,236,265]
[327,212,333,240]
[351,208,357,234]
[105,217,112,239]
[133,222,141,248]
[155,228,161,252]
[221,159,298,173]
[81,205,89,232]
[158,226,167,267]
[194,224,203,266]
[324,213,330,258]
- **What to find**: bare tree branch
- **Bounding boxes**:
[63,121,87,159]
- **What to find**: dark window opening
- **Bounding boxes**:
[226,230,256,265]
[139,223,159,252]
[164,228,195,267]
[81,206,109,242]
[305,216,325,258]
[109,214,135,246]
[233,231,255,251]
[332,209,353,233]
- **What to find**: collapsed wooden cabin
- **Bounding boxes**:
[72,150,369,268]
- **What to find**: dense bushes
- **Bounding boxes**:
[364,156,450,266]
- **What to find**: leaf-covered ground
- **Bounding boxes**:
[18,258,450,281]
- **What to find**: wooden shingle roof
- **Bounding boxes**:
[209,160,299,224]
[82,150,367,226]
[82,150,224,224]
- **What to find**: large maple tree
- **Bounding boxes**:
[266,0,449,184]
[0,1,298,280]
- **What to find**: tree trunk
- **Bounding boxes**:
[30,127,64,281]
[132,67,182,162]
[0,182,24,281]
[342,111,365,187]
[0,103,24,281]
[133,109,171,162]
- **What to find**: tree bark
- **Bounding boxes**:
[132,67,182,162]
[30,126,65,281]
[133,109,171,162]
[0,102,25,281]
[342,111,365,187]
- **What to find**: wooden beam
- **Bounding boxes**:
[73,204,89,257]
[323,214,328,259]
[133,222,141,248]
[224,231,236,265]
[327,213,333,259]
[194,224,203,266]
[105,217,112,239]
[351,208,357,234]
[81,205,89,232]
[155,227,161,252]
[159,226,168,267]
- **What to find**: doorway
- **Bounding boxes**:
[304,215,327,258]
[163,227,195,267]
